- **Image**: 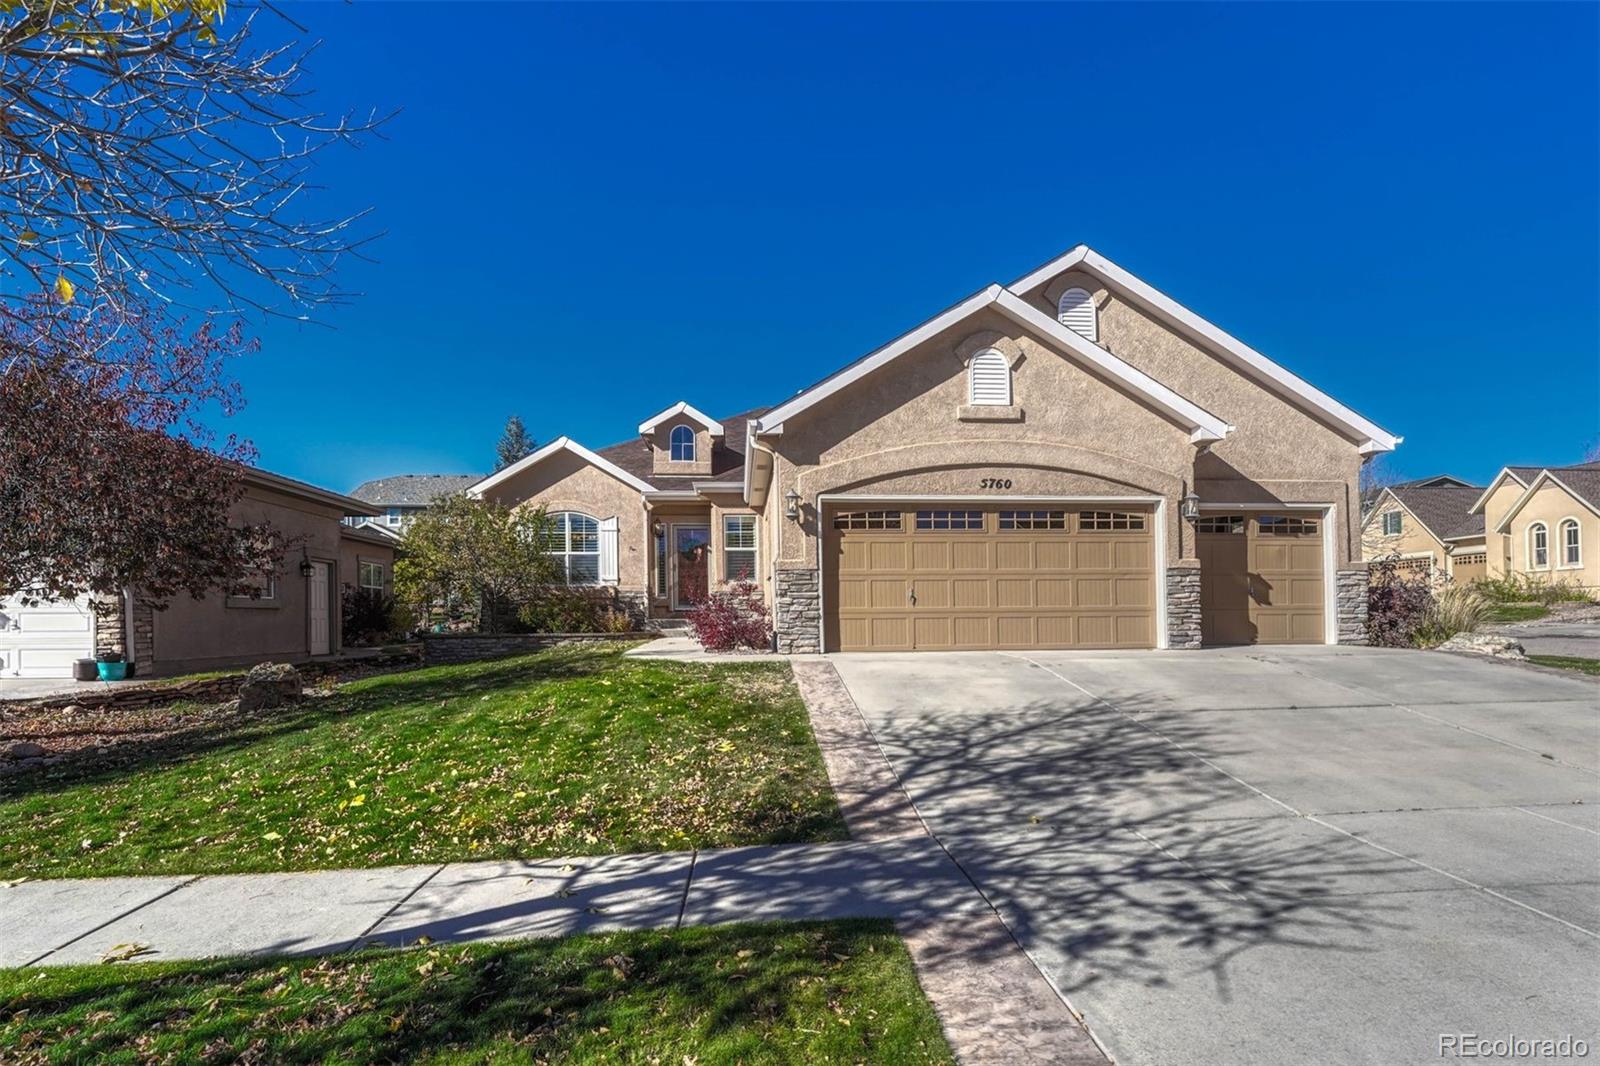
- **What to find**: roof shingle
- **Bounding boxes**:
[349,474,481,507]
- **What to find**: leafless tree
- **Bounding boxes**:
[0,0,387,328]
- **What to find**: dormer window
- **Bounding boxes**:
[1057,287,1097,342]
[968,348,1011,406]
[669,424,696,462]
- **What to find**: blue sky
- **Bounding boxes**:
[237,2,1598,492]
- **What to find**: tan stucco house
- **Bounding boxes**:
[1361,476,1488,582]
[0,469,396,679]
[472,246,1399,653]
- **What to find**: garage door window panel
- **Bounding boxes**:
[1078,511,1147,532]
[999,510,1066,530]
[834,510,902,531]
[916,510,985,531]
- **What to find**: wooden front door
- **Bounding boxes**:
[672,525,710,609]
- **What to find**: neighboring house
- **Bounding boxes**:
[1472,462,1600,590]
[347,474,481,532]
[0,468,390,679]
[472,245,1400,652]
[1360,476,1488,582]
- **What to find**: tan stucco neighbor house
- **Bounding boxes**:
[473,246,1402,652]
[1361,476,1488,583]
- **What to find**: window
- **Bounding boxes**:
[1078,511,1147,532]
[229,569,277,604]
[833,511,902,530]
[1528,522,1549,569]
[967,348,1011,406]
[916,510,984,531]
[543,511,601,584]
[358,560,385,592]
[1561,519,1582,567]
[385,507,404,528]
[1381,511,1403,536]
[1057,287,1097,342]
[1258,516,1319,537]
[1196,515,1245,534]
[669,425,696,462]
[999,510,1066,530]
[724,515,758,581]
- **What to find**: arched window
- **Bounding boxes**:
[669,425,695,462]
[1560,518,1582,567]
[968,348,1011,406]
[1528,522,1549,569]
[543,511,600,584]
[1057,287,1097,342]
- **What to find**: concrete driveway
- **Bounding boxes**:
[831,646,1600,1066]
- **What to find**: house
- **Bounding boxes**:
[348,473,481,532]
[471,245,1399,653]
[1472,463,1600,590]
[0,468,395,679]
[1360,476,1488,582]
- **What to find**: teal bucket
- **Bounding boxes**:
[96,660,127,682]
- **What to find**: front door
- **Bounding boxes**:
[672,525,711,609]
[308,562,331,655]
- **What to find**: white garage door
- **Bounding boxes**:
[0,597,96,678]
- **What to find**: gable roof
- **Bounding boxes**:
[753,282,1233,444]
[1368,484,1486,542]
[1470,462,1599,515]
[349,474,481,507]
[638,401,724,437]
[599,408,765,490]
[1394,474,1477,489]
[1492,463,1600,532]
[469,436,657,497]
[341,521,402,546]
[1010,247,1401,455]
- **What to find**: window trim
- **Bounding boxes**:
[1558,517,1582,569]
[723,514,758,583]
[1381,510,1403,536]
[669,424,696,463]
[1527,521,1549,570]
[545,511,602,585]
[357,559,386,593]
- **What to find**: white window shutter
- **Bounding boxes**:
[1057,287,1097,342]
[598,517,619,583]
[968,349,1011,406]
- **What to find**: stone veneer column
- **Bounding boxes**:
[1165,563,1203,649]
[91,594,125,659]
[774,568,821,654]
[1335,569,1370,646]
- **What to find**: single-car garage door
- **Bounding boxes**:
[0,596,95,678]
[825,505,1155,652]
[1198,513,1325,645]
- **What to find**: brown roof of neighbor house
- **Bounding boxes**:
[1546,463,1600,510]
[349,474,481,507]
[1387,484,1487,541]
[594,407,769,489]
[1394,474,1475,489]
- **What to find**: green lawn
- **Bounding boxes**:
[0,645,847,881]
[1485,603,1550,623]
[0,920,953,1065]
[1528,655,1600,676]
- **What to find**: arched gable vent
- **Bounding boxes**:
[968,348,1011,406]
[1057,287,1097,342]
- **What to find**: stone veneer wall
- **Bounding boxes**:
[774,569,821,654]
[1335,569,1370,646]
[1165,564,1202,649]
[92,595,124,659]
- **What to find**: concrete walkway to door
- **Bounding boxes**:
[830,644,1600,1066]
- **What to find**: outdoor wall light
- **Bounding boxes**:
[651,519,665,537]
[298,550,315,578]
[784,489,802,522]
[1180,491,1201,522]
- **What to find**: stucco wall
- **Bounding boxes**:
[1361,500,1447,568]
[339,535,397,595]
[149,484,346,672]
[1481,480,1529,579]
[481,450,648,594]
[648,420,713,478]
[1500,481,1600,590]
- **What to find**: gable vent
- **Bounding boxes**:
[1057,287,1097,342]
[968,348,1011,406]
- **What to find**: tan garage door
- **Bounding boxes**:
[825,505,1155,652]
[1198,513,1325,645]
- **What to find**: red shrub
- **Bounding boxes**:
[688,582,774,652]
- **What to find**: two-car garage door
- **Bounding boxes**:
[825,505,1156,652]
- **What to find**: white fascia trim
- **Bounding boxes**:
[1493,471,1600,533]
[1022,248,1401,453]
[692,481,746,494]
[1007,244,1092,296]
[469,436,656,497]
[643,490,701,501]
[756,286,1005,432]
[990,289,1233,442]
[638,401,724,437]
[1468,467,1532,515]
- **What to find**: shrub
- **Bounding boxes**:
[1412,584,1490,648]
[341,585,403,646]
[1367,554,1435,647]
[688,582,773,652]
[1473,573,1594,607]
[517,586,638,634]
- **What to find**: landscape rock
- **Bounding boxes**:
[5,741,46,759]
[237,663,304,713]
[1438,633,1527,660]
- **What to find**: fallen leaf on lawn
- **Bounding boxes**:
[263,832,282,841]
[736,949,755,959]
[100,942,155,964]
[349,794,366,808]
[415,935,434,945]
